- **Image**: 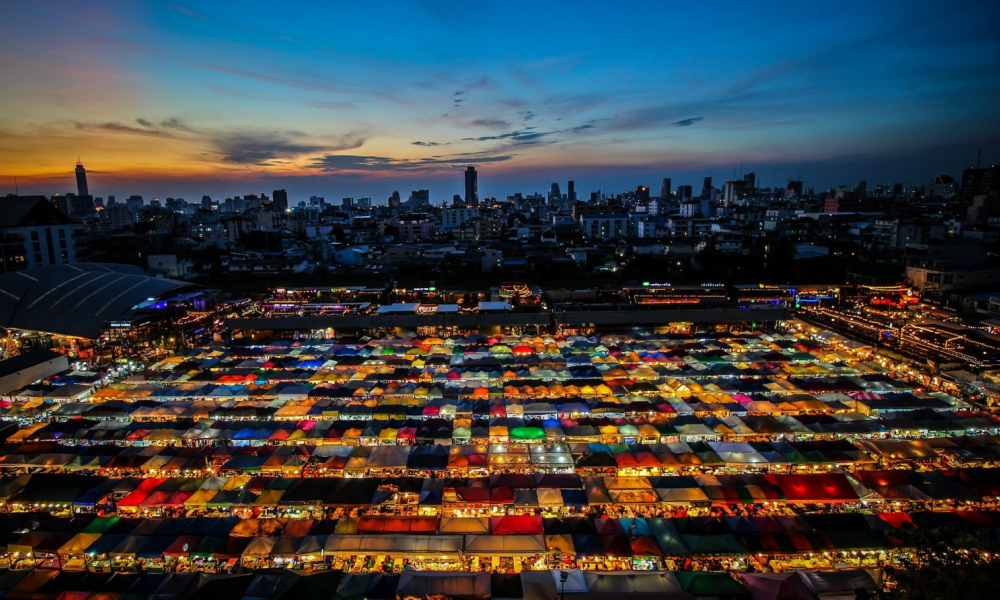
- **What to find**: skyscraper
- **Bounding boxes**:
[464,166,478,206]
[660,178,672,200]
[701,177,713,200]
[549,182,561,204]
[75,161,89,197]
[635,186,650,203]
[567,181,576,202]
[960,165,1000,201]
[272,189,288,210]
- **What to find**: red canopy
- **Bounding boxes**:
[357,516,439,533]
[766,474,858,504]
[629,535,663,556]
[163,535,202,557]
[490,515,543,535]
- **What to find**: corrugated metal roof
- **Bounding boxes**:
[0,264,198,339]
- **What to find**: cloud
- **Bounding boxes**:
[673,117,704,127]
[471,118,511,129]
[308,99,357,110]
[158,117,193,131]
[195,64,400,103]
[463,128,554,143]
[412,141,444,147]
[75,121,163,136]
[307,153,514,172]
[213,131,365,165]
[570,124,596,132]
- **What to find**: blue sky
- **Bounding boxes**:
[0,0,998,202]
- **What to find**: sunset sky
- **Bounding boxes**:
[1,0,998,203]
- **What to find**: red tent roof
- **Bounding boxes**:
[490,515,543,535]
[766,473,858,504]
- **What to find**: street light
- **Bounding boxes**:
[559,570,569,600]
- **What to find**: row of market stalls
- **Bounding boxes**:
[10,409,997,448]
[2,332,914,408]
[6,383,953,422]
[3,432,999,478]
[0,564,880,600]
[0,438,885,476]
[0,505,982,577]
[4,466,1000,520]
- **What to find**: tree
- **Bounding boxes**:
[890,523,1000,600]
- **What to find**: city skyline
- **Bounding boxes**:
[1,0,999,201]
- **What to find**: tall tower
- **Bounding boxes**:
[464,166,478,206]
[660,178,672,200]
[272,189,288,210]
[75,160,89,197]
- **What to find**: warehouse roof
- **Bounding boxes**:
[0,263,200,339]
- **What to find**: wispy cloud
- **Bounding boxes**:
[307,152,514,172]
[673,117,704,127]
[74,121,165,137]
[194,64,402,103]
[463,128,554,143]
[215,131,365,165]
[471,118,511,129]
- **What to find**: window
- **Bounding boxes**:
[58,229,66,239]
[30,231,39,241]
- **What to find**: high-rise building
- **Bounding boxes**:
[567,181,576,202]
[960,165,1000,201]
[677,185,693,200]
[388,191,401,207]
[69,193,94,218]
[786,180,803,197]
[660,178,671,200]
[409,189,430,205]
[856,180,867,197]
[464,166,478,206]
[701,177,713,200]
[635,186,650,203]
[75,161,89,198]
[549,182,561,204]
[723,180,748,206]
[272,189,288,210]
